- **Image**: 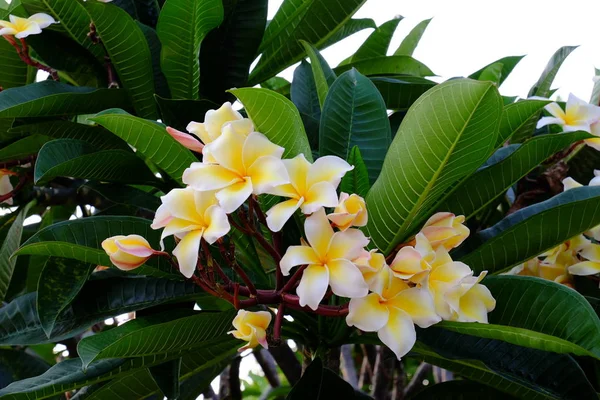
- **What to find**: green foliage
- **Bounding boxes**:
[394,18,432,56]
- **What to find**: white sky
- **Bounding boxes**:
[270,0,600,101]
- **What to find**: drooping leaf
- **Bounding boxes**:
[528,46,577,98]
[318,18,376,50]
[90,108,198,185]
[468,56,524,87]
[334,55,434,77]
[366,79,502,254]
[460,186,600,273]
[439,131,592,220]
[85,2,158,118]
[36,258,95,337]
[0,135,49,162]
[154,95,218,132]
[157,0,224,100]
[0,203,33,302]
[319,69,391,182]
[344,17,402,64]
[496,99,550,145]
[394,18,432,57]
[371,76,436,111]
[299,41,336,108]
[0,349,50,390]
[340,146,369,198]
[230,88,313,160]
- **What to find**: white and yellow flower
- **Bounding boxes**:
[568,240,600,277]
[229,310,272,350]
[101,235,159,271]
[354,250,391,295]
[388,233,435,281]
[280,208,369,310]
[0,13,56,39]
[419,212,469,251]
[186,102,253,145]
[537,94,600,133]
[265,154,353,232]
[328,192,368,231]
[346,275,440,360]
[151,188,230,278]
[183,129,289,213]
[443,272,496,323]
[0,169,14,205]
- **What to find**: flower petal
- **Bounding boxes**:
[389,246,428,280]
[202,205,230,244]
[166,126,204,152]
[306,156,353,188]
[173,230,203,278]
[14,23,41,38]
[283,154,311,195]
[456,284,496,323]
[304,208,334,259]
[205,129,245,173]
[296,264,329,310]
[327,229,370,261]
[183,163,242,191]
[0,174,13,206]
[327,259,369,298]
[247,156,290,194]
[568,261,600,276]
[536,116,564,129]
[160,187,202,222]
[387,287,441,328]
[346,293,389,332]
[28,13,56,29]
[377,308,416,360]
[280,245,319,275]
[114,235,155,257]
[215,177,253,213]
[266,198,303,232]
[242,131,285,168]
[301,181,339,214]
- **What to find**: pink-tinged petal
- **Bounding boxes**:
[306,156,353,188]
[387,287,441,328]
[301,181,339,214]
[296,264,329,310]
[377,308,416,360]
[242,131,285,168]
[283,154,311,195]
[266,198,304,232]
[346,293,389,332]
[205,129,245,173]
[27,13,56,29]
[202,205,230,244]
[328,229,370,261]
[327,259,368,298]
[327,212,356,231]
[304,208,334,259]
[536,116,564,129]
[280,245,319,275]
[215,177,253,213]
[183,163,242,191]
[247,156,290,194]
[114,235,155,257]
[173,230,204,278]
[166,127,204,152]
[568,261,600,276]
[389,246,427,279]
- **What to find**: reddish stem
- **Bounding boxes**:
[273,303,285,342]
[0,173,29,203]
[279,265,306,294]
[15,38,59,80]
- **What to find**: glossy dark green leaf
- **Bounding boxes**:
[371,76,436,111]
[0,37,31,90]
[334,56,434,77]
[148,358,181,399]
[34,139,158,186]
[460,186,600,273]
[318,18,376,50]
[299,41,336,108]
[291,60,321,150]
[0,134,48,162]
[468,56,524,87]
[0,349,50,390]
[78,182,161,213]
[497,99,550,145]
[155,95,218,131]
[340,146,369,198]
[394,18,432,57]
[411,380,514,400]
[157,0,223,100]
[0,203,32,302]
[319,69,391,182]
[528,46,577,98]
[137,21,170,98]
[36,258,95,337]
[134,0,160,27]
[85,2,158,118]
[344,18,401,64]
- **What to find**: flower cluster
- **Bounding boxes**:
[0,13,56,39]
[103,102,496,357]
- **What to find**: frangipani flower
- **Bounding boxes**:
[389,233,435,281]
[569,241,600,276]
[151,188,230,278]
[186,102,253,145]
[101,235,160,271]
[0,170,13,205]
[280,208,369,310]
[328,193,368,231]
[419,212,469,251]
[0,14,56,39]
[229,310,271,350]
[536,94,600,133]
[183,130,289,213]
[346,275,440,360]
[562,176,600,241]
[265,154,353,232]
[166,126,204,153]
[355,250,391,295]
[443,272,496,323]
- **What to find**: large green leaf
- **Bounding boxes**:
[157,0,223,100]
[319,69,391,182]
[199,0,267,103]
[0,82,128,118]
[148,359,181,400]
[0,38,31,90]
[344,18,401,63]
[460,186,600,273]
[250,0,366,84]
[365,79,502,254]
[468,56,524,87]
[90,109,198,185]
[79,182,161,214]
[34,139,158,186]
[0,135,49,162]
[0,276,202,345]
[230,88,313,160]
[78,310,236,368]
[411,380,513,400]
[287,358,367,399]
[0,349,50,390]
[394,18,432,57]
[371,76,436,111]
[85,2,158,118]
[137,21,170,99]
[16,216,176,278]
[497,99,550,145]
[528,46,577,98]
[334,55,434,77]
[439,131,592,220]
[299,41,336,108]
[340,146,369,198]
[291,60,321,150]
[36,258,95,337]
[318,18,375,49]
[0,204,32,302]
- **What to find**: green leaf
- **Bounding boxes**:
[199,0,268,103]
[528,46,577,98]
[590,67,600,105]
[0,349,50,389]
[134,0,160,27]
[394,18,432,57]
[148,359,181,399]
[0,81,129,118]
[460,186,600,273]
[468,56,524,87]
[291,60,321,150]
[250,0,366,84]
[340,146,369,198]
[365,79,502,254]
[346,18,402,63]
[334,55,434,77]
[84,2,158,118]
[475,62,504,85]
[319,69,391,182]
[0,203,33,302]
[90,108,198,185]
[137,21,170,99]
[0,135,49,162]
[79,182,161,213]
[16,216,176,278]
[497,99,550,145]
[34,139,158,186]
[155,95,218,131]
[299,41,336,108]
[230,88,313,160]
[261,76,291,97]
[371,76,436,111]
[0,37,31,90]
[157,0,224,100]
[78,310,236,368]
[318,18,376,50]
[439,132,592,220]
[411,380,513,400]
[36,258,95,337]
